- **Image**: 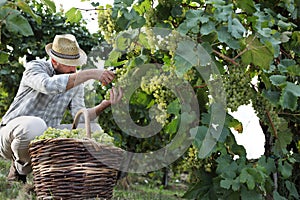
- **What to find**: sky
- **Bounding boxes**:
[52,0,265,159]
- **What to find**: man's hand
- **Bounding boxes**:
[100,70,115,86]
[88,87,123,120]
[109,87,123,105]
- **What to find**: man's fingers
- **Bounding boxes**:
[117,87,123,101]
[110,87,123,104]
[101,70,115,85]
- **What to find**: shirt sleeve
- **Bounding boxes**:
[70,84,86,121]
[22,61,69,94]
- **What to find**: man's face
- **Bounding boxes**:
[51,59,76,74]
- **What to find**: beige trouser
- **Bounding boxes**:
[0,116,102,175]
[0,116,47,175]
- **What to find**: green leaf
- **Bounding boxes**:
[241,187,263,200]
[241,36,274,69]
[285,82,300,96]
[217,27,231,43]
[121,0,134,6]
[220,179,233,189]
[285,180,299,199]
[278,161,293,179]
[280,90,298,110]
[257,156,276,175]
[41,0,56,13]
[200,21,216,35]
[228,17,246,39]
[164,118,179,135]
[167,99,180,115]
[240,168,255,190]
[236,0,256,14]
[0,0,7,7]
[287,65,300,76]
[273,191,287,200]
[174,55,193,77]
[6,11,33,36]
[17,0,42,24]
[269,75,287,86]
[171,5,183,17]
[0,51,9,64]
[262,90,280,105]
[65,7,82,23]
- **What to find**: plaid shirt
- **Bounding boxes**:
[0,60,85,127]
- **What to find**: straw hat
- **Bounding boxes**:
[45,34,87,66]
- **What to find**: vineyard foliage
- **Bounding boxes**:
[0,0,300,199]
[92,0,299,199]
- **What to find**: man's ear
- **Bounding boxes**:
[51,58,57,65]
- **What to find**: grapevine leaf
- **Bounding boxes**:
[220,179,233,189]
[287,65,300,76]
[228,17,246,39]
[285,180,299,199]
[284,82,300,96]
[273,191,288,200]
[262,90,280,105]
[121,0,134,6]
[6,11,33,36]
[0,51,9,64]
[176,40,198,65]
[280,90,298,110]
[171,5,183,17]
[130,91,151,106]
[231,178,241,191]
[174,55,193,77]
[164,118,179,135]
[241,36,274,69]
[274,119,293,153]
[217,27,231,43]
[241,187,263,200]
[257,155,276,175]
[65,7,82,23]
[0,0,7,7]
[200,21,216,35]
[167,99,180,115]
[40,0,56,13]
[269,75,287,86]
[236,0,255,14]
[16,0,42,24]
[116,35,130,51]
[278,161,293,179]
[240,168,255,190]
[227,115,243,133]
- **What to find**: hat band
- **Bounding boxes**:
[51,49,80,60]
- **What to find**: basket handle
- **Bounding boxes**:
[72,108,91,138]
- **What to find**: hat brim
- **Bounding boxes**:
[45,43,87,66]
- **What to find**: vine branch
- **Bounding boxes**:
[212,49,239,66]
[266,111,278,139]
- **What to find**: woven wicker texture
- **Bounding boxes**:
[29,109,123,200]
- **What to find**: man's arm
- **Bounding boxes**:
[88,87,123,120]
[66,69,115,90]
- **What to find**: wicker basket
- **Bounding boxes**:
[29,109,124,200]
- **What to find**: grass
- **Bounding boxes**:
[0,158,187,200]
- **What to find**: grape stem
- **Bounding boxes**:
[213,49,239,66]
[266,110,278,139]
[194,84,207,89]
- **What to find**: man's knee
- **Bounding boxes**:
[14,116,47,141]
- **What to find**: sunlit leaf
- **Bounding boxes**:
[6,11,33,36]
[0,51,9,64]
[16,0,42,24]
[41,0,56,13]
[241,36,274,69]
[65,7,82,23]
